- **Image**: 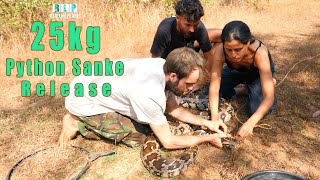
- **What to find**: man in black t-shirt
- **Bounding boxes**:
[150,0,221,67]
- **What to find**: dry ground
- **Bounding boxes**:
[0,0,319,179]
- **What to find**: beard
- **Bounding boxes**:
[177,24,193,39]
[165,79,185,96]
[182,31,192,39]
[180,29,192,39]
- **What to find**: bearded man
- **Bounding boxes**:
[150,0,221,68]
[59,47,227,149]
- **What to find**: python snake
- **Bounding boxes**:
[141,96,236,178]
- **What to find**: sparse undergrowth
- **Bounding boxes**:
[0,0,319,179]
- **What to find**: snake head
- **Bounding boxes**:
[221,136,239,150]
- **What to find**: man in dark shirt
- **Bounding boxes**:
[150,0,221,68]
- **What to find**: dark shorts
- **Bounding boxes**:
[219,66,278,116]
[77,113,152,147]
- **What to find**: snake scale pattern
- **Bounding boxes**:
[141,93,236,178]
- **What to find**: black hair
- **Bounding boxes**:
[221,21,255,44]
[175,0,204,21]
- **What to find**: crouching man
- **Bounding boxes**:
[59,47,227,149]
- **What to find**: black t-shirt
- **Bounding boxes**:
[150,17,212,59]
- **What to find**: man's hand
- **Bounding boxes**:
[207,133,226,148]
[237,122,254,137]
[203,120,228,135]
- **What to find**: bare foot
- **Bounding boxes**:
[273,78,277,86]
[235,84,248,96]
[58,113,80,147]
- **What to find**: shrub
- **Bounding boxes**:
[0,0,53,41]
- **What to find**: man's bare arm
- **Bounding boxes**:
[165,92,227,134]
[149,122,224,149]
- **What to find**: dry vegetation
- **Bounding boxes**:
[0,0,319,179]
